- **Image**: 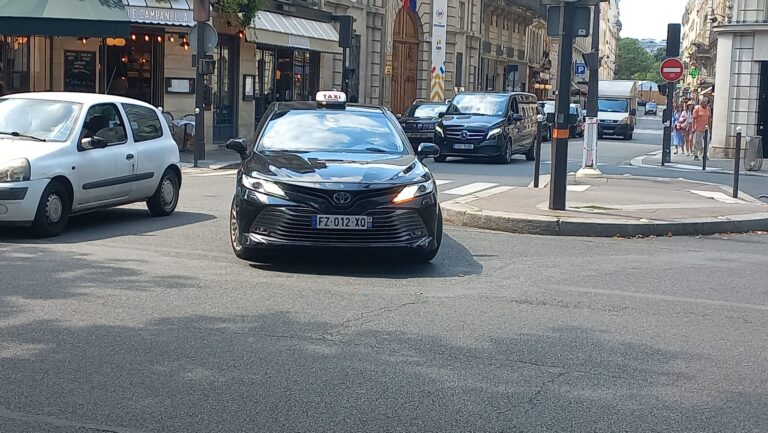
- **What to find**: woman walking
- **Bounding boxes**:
[672,103,685,154]
[678,100,695,155]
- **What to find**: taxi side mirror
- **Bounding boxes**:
[225,138,247,159]
[417,143,440,158]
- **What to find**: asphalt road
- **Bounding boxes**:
[1,114,767,432]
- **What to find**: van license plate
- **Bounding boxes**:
[311,215,372,230]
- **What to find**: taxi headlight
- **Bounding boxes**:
[0,158,31,183]
[393,180,435,204]
[434,124,444,137]
[487,127,503,139]
[241,173,287,198]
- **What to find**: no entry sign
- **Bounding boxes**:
[659,57,685,82]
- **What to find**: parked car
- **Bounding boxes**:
[225,90,443,263]
[399,101,448,150]
[0,92,182,236]
[433,92,538,164]
[539,101,585,138]
[645,101,658,115]
[638,99,647,107]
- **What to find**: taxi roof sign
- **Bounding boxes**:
[316,90,347,106]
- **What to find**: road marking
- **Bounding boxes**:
[447,186,514,204]
[442,182,499,195]
[183,169,237,177]
[633,129,663,135]
[435,179,454,186]
[689,190,747,204]
[567,185,591,192]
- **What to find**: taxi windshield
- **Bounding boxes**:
[0,98,82,142]
[259,110,407,154]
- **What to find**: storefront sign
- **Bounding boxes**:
[63,51,96,93]
[126,6,194,26]
[430,0,448,101]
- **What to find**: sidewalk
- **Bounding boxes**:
[442,175,768,237]
[179,149,240,170]
[632,151,768,177]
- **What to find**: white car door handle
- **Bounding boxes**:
[126,153,135,161]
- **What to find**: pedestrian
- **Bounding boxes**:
[691,97,712,161]
[672,102,685,154]
[679,100,695,155]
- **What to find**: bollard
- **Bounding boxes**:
[702,128,709,170]
[533,120,543,188]
[576,118,601,177]
[733,127,742,198]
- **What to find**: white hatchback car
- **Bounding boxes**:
[0,92,182,236]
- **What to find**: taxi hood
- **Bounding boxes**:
[244,151,428,186]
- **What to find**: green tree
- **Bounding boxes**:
[616,38,659,82]
[653,47,667,62]
[214,0,263,26]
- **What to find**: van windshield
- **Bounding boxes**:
[598,99,629,113]
[450,94,508,116]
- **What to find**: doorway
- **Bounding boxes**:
[758,62,768,155]
[212,36,238,143]
[391,8,419,115]
[103,31,163,106]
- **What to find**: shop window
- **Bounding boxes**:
[0,36,30,95]
[123,103,163,142]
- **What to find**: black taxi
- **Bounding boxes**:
[225,91,443,263]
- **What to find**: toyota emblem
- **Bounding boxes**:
[333,192,352,205]
[460,130,469,140]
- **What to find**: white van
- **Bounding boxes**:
[597,80,638,140]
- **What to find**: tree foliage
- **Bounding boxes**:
[616,38,662,84]
[653,47,667,63]
[215,0,263,26]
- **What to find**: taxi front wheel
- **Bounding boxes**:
[229,199,267,262]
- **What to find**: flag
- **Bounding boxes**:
[403,0,416,11]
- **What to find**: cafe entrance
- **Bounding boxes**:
[101,29,164,106]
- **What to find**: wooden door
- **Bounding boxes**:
[392,8,419,115]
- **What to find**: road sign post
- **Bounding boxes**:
[659,32,684,166]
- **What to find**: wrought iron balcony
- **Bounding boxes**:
[485,0,546,18]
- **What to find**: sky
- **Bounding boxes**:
[619,0,687,40]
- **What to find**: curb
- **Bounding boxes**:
[180,161,240,170]
[629,153,768,178]
[441,200,768,237]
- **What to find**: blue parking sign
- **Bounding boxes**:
[575,63,587,76]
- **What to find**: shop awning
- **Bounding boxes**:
[245,11,342,55]
[0,0,131,37]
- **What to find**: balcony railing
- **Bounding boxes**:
[485,0,545,18]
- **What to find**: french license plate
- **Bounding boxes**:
[311,215,372,230]
[454,143,474,150]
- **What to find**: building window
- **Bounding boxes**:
[123,103,164,142]
[456,52,464,87]
[459,1,466,30]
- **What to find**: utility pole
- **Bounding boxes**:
[661,24,681,165]
[193,0,210,167]
[550,2,576,210]
[585,3,600,118]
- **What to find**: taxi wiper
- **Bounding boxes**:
[0,131,47,142]
[365,147,390,153]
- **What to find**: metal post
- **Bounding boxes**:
[662,81,675,165]
[549,2,575,211]
[194,20,207,167]
[733,128,742,198]
[702,127,709,170]
[341,47,348,94]
[585,3,600,118]
[534,120,542,187]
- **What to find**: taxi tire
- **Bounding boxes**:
[404,208,442,263]
[147,170,179,217]
[31,180,70,237]
[229,199,265,262]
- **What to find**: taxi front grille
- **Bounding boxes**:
[251,207,428,245]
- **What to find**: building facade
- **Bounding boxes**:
[711,0,768,158]
[681,0,726,99]
[598,0,621,80]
